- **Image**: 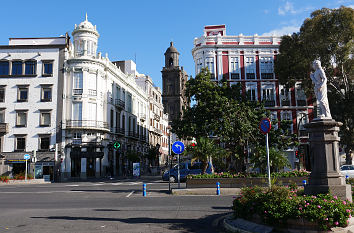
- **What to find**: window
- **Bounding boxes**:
[41,86,52,102]
[196,58,203,74]
[40,111,51,126]
[0,109,5,123]
[245,57,256,79]
[72,102,82,121]
[281,111,293,133]
[25,60,36,75]
[260,57,274,79]
[297,111,309,137]
[205,57,214,78]
[73,71,83,95]
[16,110,27,127]
[0,86,5,102]
[17,86,28,102]
[39,135,50,151]
[295,83,307,106]
[15,135,26,151]
[246,83,257,101]
[262,83,276,107]
[43,61,53,76]
[12,61,23,75]
[230,57,240,79]
[0,61,9,75]
[280,86,291,106]
[110,109,114,128]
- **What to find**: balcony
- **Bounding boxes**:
[140,113,146,122]
[154,113,160,121]
[297,100,307,106]
[113,127,125,135]
[66,120,109,132]
[73,89,83,95]
[114,99,125,110]
[128,131,139,139]
[72,139,82,145]
[281,99,291,106]
[264,100,276,107]
[88,89,97,96]
[154,128,163,135]
[0,123,8,134]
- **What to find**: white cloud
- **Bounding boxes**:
[348,4,354,8]
[278,1,296,15]
[262,25,300,36]
[278,1,314,15]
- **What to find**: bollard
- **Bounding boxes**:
[346,175,349,180]
[143,183,146,197]
[302,180,307,187]
[216,182,220,195]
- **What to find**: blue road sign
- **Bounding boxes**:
[24,154,30,160]
[172,141,185,154]
[259,118,272,134]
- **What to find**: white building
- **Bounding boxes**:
[0,36,69,180]
[60,15,166,179]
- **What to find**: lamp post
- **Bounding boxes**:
[167,126,171,192]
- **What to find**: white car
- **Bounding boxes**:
[340,165,354,178]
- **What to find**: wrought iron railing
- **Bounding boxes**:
[66,120,109,131]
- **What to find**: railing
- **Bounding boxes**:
[264,100,276,107]
[113,127,125,135]
[88,89,97,96]
[66,120,109,131]
[128,131,139,139]
[297,100,307,106]
[0,123,8,134]
[114,99,125,109]
[140,113,146,121]
[73,89,83,95]
[72,139,82,145]
[154,128,163,135]
[281,100,291,106]
[154,113,160,121]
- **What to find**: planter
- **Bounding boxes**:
[186,177,308,188]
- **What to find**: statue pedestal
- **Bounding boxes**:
[304,119,352,202]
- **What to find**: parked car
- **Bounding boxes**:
[340,165,354,178]
[162,161,213,182]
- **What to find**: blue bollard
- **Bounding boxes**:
[346,175,349,180]
[302,180,307,187]
[216,182,220,195]
[143,183,146,197]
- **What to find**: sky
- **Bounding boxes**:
[0,0,353,89]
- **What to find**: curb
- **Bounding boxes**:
[172,188,241,196]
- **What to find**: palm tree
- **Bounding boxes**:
[188,137,225,174]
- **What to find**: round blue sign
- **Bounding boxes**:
[259,118,272,134]
[172,141,185,154]
[24,154,30,160]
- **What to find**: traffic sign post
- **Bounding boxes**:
[259,118,272,188]
[24,154,30,181]
[172,141,185,189]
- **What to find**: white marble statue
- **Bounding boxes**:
[310,60,332,119]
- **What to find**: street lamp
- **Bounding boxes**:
[167,126,172,193]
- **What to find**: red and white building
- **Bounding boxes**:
[192,25,314,168]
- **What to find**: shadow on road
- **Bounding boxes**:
[31,211,229,233]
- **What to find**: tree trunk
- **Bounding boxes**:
[345,147,352,164]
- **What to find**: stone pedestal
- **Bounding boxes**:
[304,119,352,202]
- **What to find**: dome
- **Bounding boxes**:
[72,13,99,37]
[165,42,179,54]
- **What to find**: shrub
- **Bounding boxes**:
[0,176,10,183]
[187,170,310,179]
[13,172,33,180]
[233,185,354,230]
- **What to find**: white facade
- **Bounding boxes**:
[0,36,68,179]
[60,15,167,179]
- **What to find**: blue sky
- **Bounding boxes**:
[0,0,352,89]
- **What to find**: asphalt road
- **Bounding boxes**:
[0,178,234,233]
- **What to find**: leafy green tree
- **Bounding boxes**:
[146,145,160,166]
[274,6,354,163]
[250,147,291,173]
[187,137,227,174]
[173,68,296,172]
[126,150,140,163]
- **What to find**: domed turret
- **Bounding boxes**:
[164,42,179,67]
[72,13,99,57]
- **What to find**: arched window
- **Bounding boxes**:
[169,58,173,66]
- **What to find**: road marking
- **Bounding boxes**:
[110,183,122,185]
[66,184,79,187]
[92,183,104,186]
[126,191,134,197]
[129,182,141,185]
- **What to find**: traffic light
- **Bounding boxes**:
[191,143,196,147]
[295,150,299,159]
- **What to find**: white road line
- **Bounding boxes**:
[126,191,134,197]
[65,184,79,187]
[92,184,104,186]
[111,183,122,185]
